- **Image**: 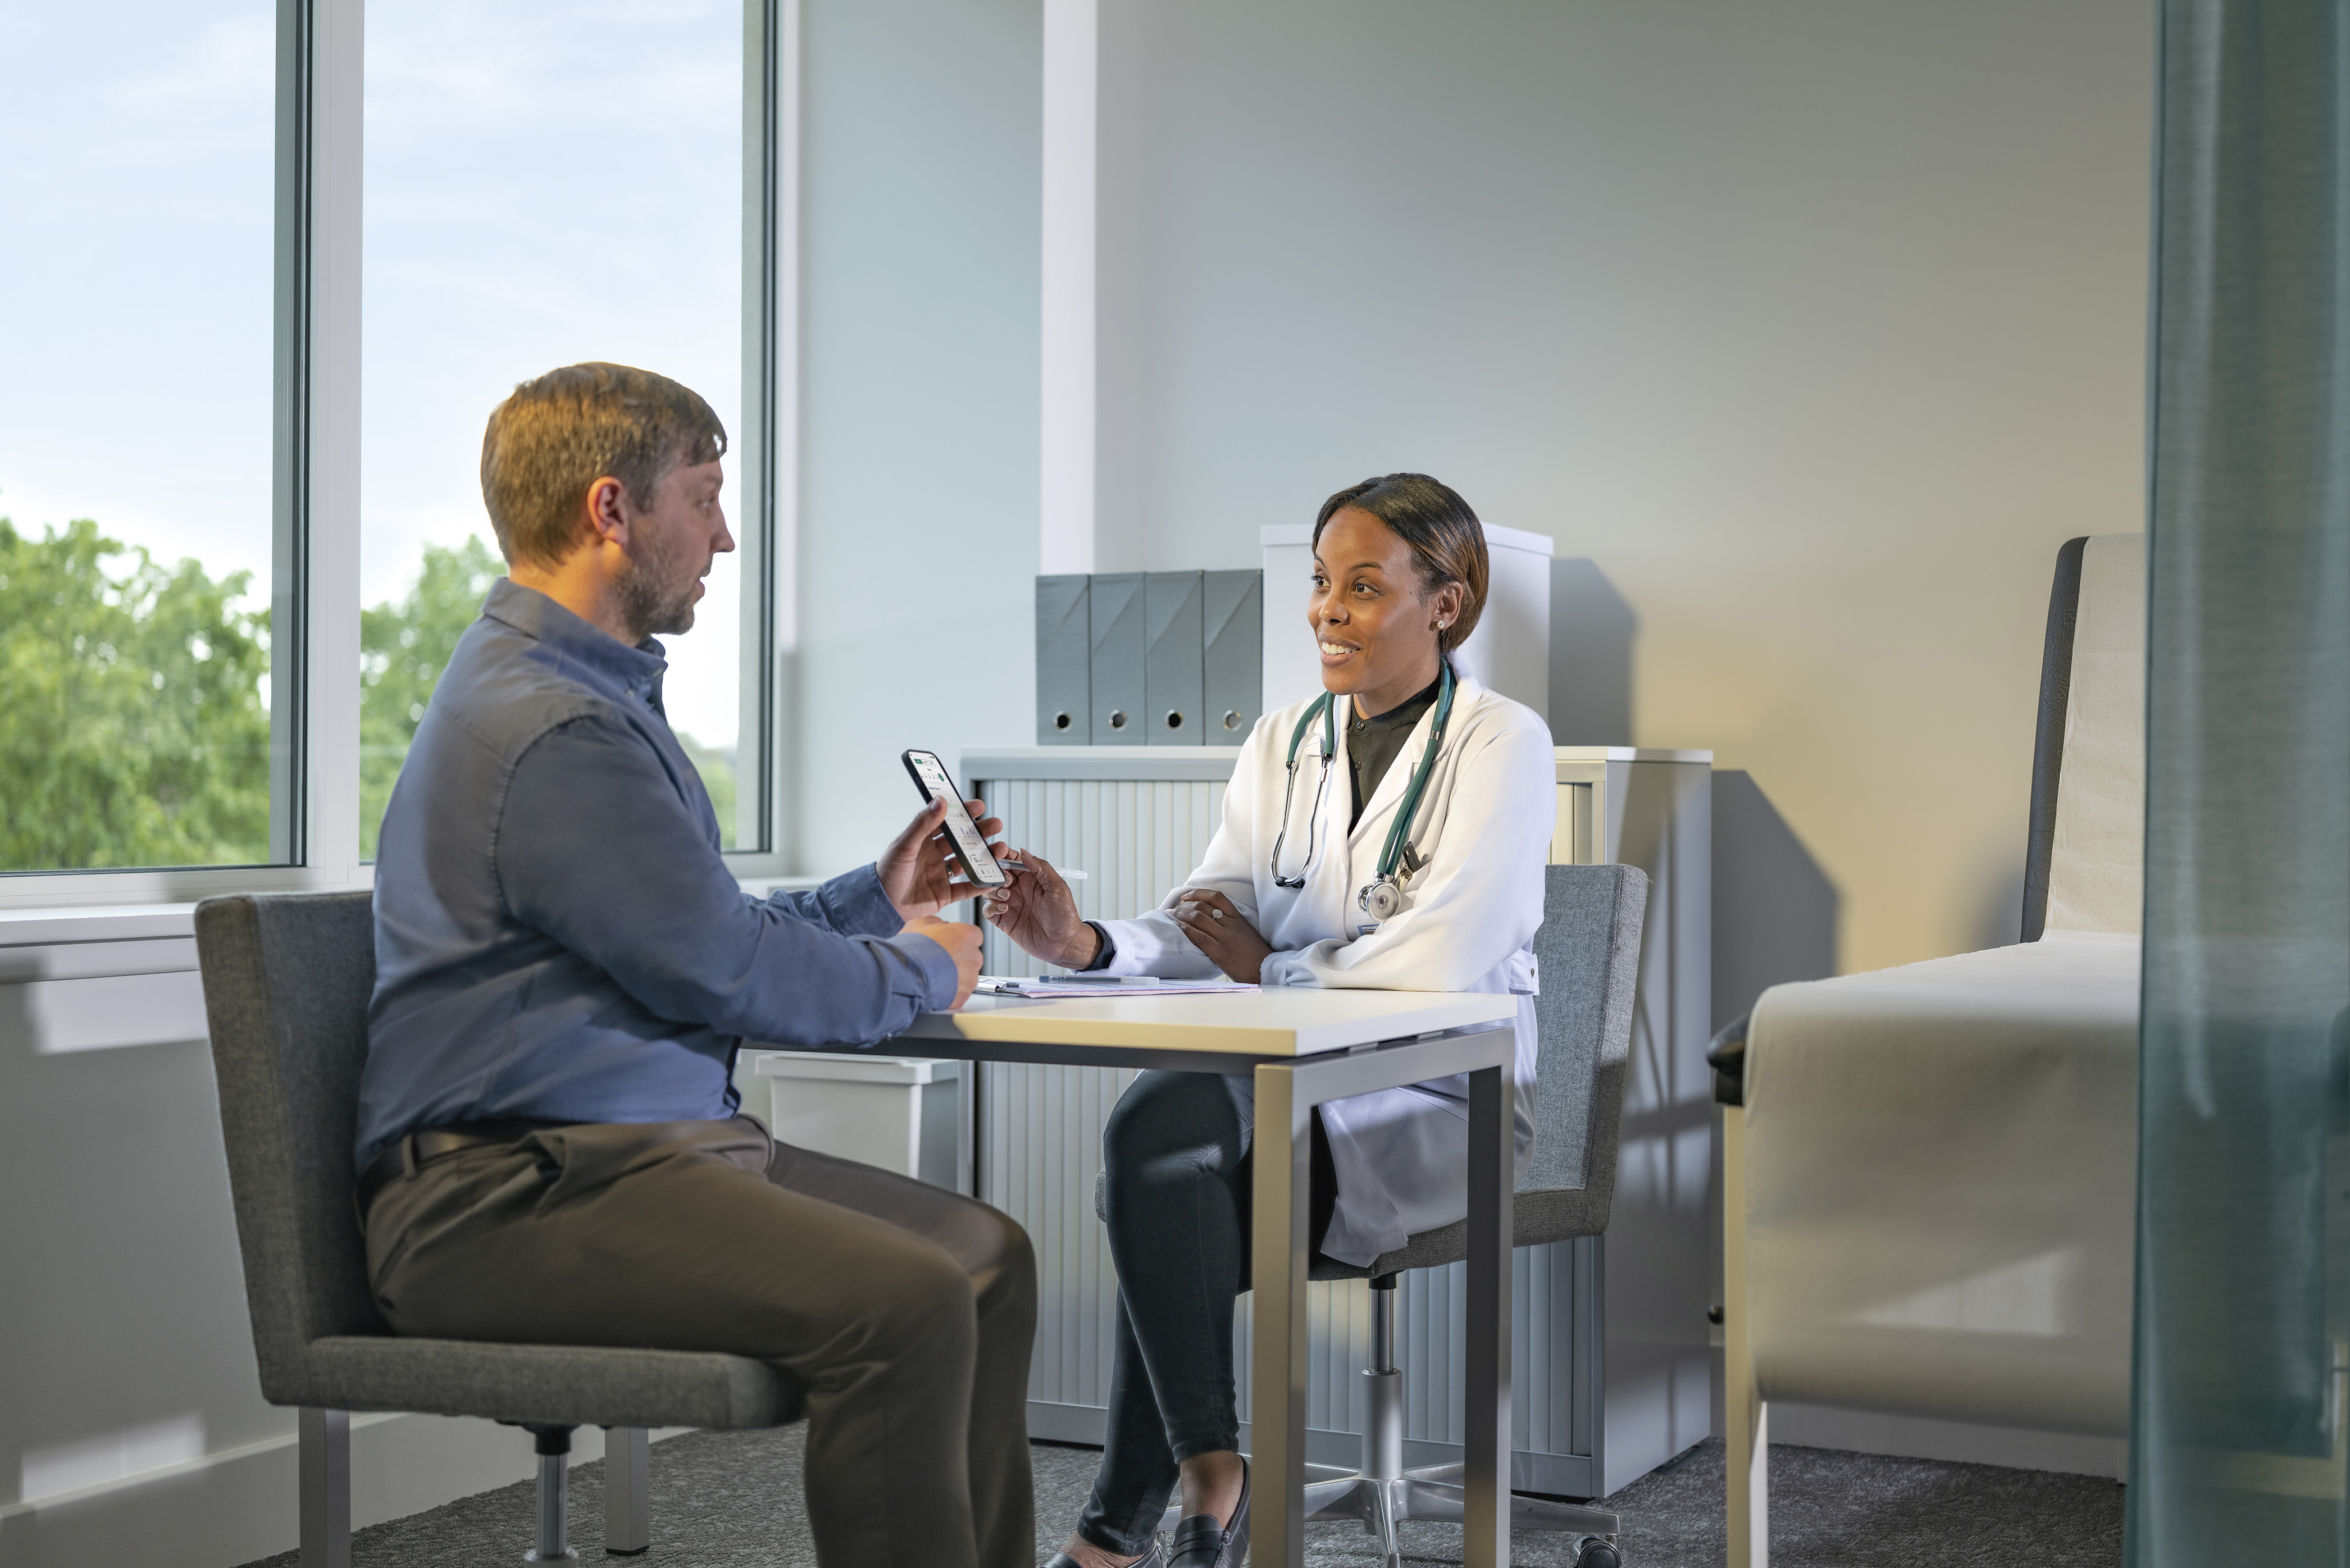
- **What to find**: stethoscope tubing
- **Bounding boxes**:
[1267,662,1457,902]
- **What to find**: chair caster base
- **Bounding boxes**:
[1298,1467,1625,1564]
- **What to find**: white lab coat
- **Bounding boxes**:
[1094,665,1556,1265]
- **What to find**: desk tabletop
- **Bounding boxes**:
[892,987,1518,1059]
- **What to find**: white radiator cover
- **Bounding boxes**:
[964,745,1710,1497]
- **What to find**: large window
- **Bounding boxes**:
[360,0,753,858]
[0,0,782,892]
[0,1,284,873]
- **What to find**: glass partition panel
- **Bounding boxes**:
[361,0,749,859]
[2133,2,2350,1560]
[0,0,283,872]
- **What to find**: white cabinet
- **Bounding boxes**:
[962,744,1711,1497]
[748,1053,966,1188]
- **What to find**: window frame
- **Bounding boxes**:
[0,0,800,908]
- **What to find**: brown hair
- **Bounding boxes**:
[479,362,728,569]
[1311,473,1490,653]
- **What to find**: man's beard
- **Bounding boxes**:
[614,524,702,641]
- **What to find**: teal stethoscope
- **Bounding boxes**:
[1268,660,1458,923]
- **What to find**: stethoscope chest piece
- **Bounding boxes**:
[1358,878,1405,923]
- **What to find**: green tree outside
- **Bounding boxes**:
[0,517,739,871]
[679,732,738,847]
[361,536,739,859]
[359,536,504,860]
[0,517,274,871]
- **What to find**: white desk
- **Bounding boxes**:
[778,989,1520,1568]
[965,746,1711,1499]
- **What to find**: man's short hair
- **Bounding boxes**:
[479,362,728,570]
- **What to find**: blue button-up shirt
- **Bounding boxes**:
[355,579,955,1171]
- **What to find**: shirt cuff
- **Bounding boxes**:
[1078,921,1116,972]
[885,928,964,1010]
[821,864,904,938]
[1258,950,1304,987]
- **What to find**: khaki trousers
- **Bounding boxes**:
[362,1116,1036,1568]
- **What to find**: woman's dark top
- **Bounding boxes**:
[1347,672,1444,831]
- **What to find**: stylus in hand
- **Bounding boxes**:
[1002,861,1087,880]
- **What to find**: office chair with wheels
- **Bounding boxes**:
[195,890,807,1567]
[1099,862,1648,1568]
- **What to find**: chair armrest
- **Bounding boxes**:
[1709,1013,1748,1107]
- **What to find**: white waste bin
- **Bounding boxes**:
[749,1053,962,1187]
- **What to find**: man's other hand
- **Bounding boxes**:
[881,796,1007,922]
[902,916,984,1009]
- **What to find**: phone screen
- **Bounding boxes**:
[902,750,1008,888]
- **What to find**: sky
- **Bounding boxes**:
[0,0,748,753]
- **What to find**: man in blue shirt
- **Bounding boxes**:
[357,362,1032,1568]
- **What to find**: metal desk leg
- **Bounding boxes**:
[1250,1061,1315,1568]
[1465,1061,1514,1568]
[1724,1102,1768,1568]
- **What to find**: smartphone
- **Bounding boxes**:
[901,749,1009,889]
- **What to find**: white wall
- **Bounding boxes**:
[792,0,1043,875]
[1079,0,2152,978]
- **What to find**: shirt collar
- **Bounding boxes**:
[1348,670,1446,731]
[481,578,670,705]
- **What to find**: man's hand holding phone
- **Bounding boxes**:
[885,750,1007,1010]
[880,792,1007,922]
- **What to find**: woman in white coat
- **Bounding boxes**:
[987,475,1556,1568]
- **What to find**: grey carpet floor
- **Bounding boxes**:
[239,1432,2123,1567]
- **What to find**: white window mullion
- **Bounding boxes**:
[301,0,365,886]
[732,0,800,881]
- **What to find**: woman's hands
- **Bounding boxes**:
[982,848,1101,969]
[1170,888,1273,983]
[977,850,1273,983]
[880,796,1007,923]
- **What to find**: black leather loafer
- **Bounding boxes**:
[1165,1460,1249,1568]
[1045,1538,1164,1568]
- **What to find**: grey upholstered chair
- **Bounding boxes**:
[1098,861,1648,1568]
[1706,536,2143,1568]
[195,890,805,1567]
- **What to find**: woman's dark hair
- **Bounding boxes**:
[1311,473,1490,653]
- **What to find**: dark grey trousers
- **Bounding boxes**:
[1076,1072,1337,1557]
[361,1115,1036,1568]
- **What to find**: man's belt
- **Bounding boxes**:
[355,1118,576,1224]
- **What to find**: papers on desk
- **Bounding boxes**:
[973,975,1261,999]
